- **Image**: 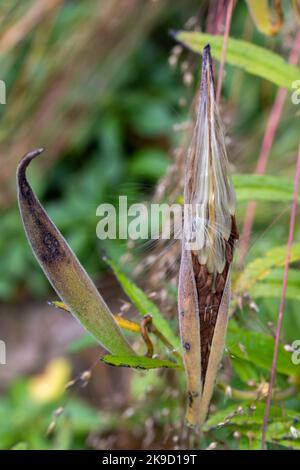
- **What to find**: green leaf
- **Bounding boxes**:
[102,354,182,370]
[204,401,300,446]
[231,356,260,383]
[174,174,297,207]
[175,32,300,90]
[249,269,300,301]
[107,259,181,351]
[233,174,299,204]
[227,324,298,376]
[11,442,29,450]
[236,242,300,293]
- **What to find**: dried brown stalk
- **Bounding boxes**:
[261,141,300,449]
[178,45,238,427]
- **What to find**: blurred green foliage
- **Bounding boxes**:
[0,1,194,300]
[1,0,300,451]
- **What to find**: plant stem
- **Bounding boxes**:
[261,142,300,449]
[216,0,235,105]
[151,325,183,364]
[219,383,296,401]
[52,300,182,363]
[238,31,300,267]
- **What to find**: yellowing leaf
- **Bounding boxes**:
[28,358,71,403]
[249,268,300,301]
[246,0,283,36]
[52,300,141,333]
[233,174,299,204]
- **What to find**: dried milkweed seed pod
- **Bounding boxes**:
[178,44,239,427]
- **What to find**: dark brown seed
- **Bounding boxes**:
[215,274,225,293]
[206,274,213,288]
[198,283,211,295]
[197,264,208,285]
[225,242,233,263]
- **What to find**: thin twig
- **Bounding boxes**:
[52,300,182,363]
[151,325,183,363]
[261,142,300,449]
[216,0,235,105]
[238,31,300,267]
[218,382,296,401]
[141,314,154,357]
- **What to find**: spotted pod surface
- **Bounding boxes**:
[17,148,135,357]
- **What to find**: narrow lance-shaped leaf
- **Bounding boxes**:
[178,174,300,205]
[107,258,181,352]
[249,268,300,301]
[178,45,239,427]
[102,355,182,370]
[232,174,300,204]
[235,241,300,294]
[17,149,135,356]
[174,31,300,90]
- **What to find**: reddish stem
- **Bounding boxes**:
[238,31,300,267]
[216,0,234,105]
[261,142,300,449]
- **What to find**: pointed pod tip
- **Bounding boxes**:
[168,29,178,39]
[202,43,212,65]
[17,147,45,179]
[200,43,214,94]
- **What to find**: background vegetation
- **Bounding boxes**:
[0,0,300,450]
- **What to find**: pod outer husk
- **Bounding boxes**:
[178,246,202,426]
[17,148,135,356]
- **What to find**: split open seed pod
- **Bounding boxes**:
[178,44,239,427]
